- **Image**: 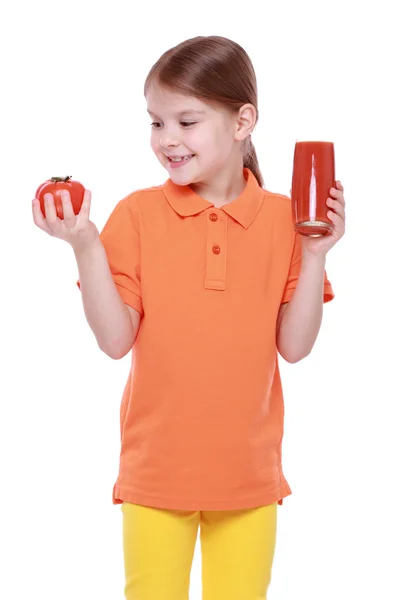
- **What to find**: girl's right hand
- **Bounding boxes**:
[32,189,100,254]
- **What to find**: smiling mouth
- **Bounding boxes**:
[167,154,195,162]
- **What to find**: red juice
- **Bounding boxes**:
[291,141,335,237]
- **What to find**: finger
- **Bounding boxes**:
[327,209,345,232]
[32,198,53,235]
[79,189,92,219]
[60,190,76,226]
[43,192,60,226]
[327,198,345,220]
[333,181,343,192]
[329,188,345,207]
[329,186,343,198]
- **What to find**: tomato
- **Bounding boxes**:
[35,176,85,219]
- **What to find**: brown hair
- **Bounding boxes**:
[144,36,264,188]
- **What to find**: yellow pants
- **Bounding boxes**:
[121,501,278,600]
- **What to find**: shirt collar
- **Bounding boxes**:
[161,168,265,229]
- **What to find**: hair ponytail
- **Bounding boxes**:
[244,136,264,188]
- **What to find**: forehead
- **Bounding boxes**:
[146,84,214,117]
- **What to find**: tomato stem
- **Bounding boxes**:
[50,176,72,182]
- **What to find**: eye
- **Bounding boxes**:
[150,121,196,129]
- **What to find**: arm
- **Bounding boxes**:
[276,180,345,363]
[276,250,326,363]
[75,238,141,359]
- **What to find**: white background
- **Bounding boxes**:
[1,0,399,598]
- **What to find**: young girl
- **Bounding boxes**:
[32,35,345,600]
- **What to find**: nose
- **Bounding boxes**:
[159,135,179,149]
[158,126,180,149]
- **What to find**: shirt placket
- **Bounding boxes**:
[205,209,227,290]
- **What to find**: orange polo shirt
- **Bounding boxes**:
[77,168,334,510]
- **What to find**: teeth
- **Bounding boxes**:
[170,155,193,162]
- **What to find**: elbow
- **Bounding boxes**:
[98,339,134,360]
[98,343,120,360]
[102,347,131,360]
[285,351,309,364]
[277,343,311,364]
[109,343,134,360]
[280,352,309,364]
[108,348,128,360]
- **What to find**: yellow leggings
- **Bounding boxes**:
[121,501,278,600]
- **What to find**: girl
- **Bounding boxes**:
[32,35,345,600]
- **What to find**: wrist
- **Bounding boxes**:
[72,236,102,259]
[301,247,326,270]
[302,245,326,262]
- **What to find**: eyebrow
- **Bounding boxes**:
[147,108,206,117]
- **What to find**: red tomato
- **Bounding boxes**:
[35,176,85,220]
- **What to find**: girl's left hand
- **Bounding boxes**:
[301,181,346,256]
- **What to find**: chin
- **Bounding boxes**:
[170,172,194,186]
[167,164,197,184]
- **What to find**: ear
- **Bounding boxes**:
[234,103,257,141]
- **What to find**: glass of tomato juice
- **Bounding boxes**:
[291,140,335,237]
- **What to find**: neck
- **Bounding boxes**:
[189,162,247,208]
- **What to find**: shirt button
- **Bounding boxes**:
[212,245,221,255]
[209,212,218,222]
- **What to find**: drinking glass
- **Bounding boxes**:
[291,141,335,237]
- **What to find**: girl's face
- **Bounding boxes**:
[146,83,240,186]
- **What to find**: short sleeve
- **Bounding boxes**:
[281,232,334,304]
[76,197,143,316]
